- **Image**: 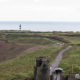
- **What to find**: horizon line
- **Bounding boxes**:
[0,21,80,23]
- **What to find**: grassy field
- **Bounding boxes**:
[0,30,65,80]
[0,31,60,45]
[0,45,63,80]
[0,31,80,79]
[60,36,80,44]
[59,45,80,75]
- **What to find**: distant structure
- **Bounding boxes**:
[19,24,21,31]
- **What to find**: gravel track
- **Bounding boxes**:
[50,46,72,75]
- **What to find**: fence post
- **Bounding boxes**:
[34,57,50,80]
[51,68,64,80]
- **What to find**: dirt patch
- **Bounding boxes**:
[18,46,41,57]
[0,41,41,62]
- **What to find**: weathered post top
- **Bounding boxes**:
[54,68,63,74]
[36,57,49,67]
[34,56,50,80]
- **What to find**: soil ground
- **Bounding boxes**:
[0,41,41,62]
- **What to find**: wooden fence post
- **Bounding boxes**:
[34,57,50,80]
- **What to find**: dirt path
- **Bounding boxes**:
[50,46,72,75]
[18,46,42,57]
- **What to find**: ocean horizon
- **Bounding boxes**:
[0,21,80,32]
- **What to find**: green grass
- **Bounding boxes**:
[59,45,80,75]
[9,37,57,45]
[0,31,70,45]
[0,45,63,80]
[1,31,80,79]
[0,31,59,45]
[61,36,80,44]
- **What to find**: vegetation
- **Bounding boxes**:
[59,45,80,75]
[0,30,64,80]
[0,30,80,79]
[0,45,63,80]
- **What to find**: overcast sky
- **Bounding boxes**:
[0,0,80,21]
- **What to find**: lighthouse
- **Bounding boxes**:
[19,24,21,31]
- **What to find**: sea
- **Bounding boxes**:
[0,21,80,32]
